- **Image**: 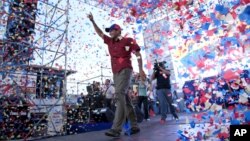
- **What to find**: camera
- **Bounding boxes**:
[153,60,166,72]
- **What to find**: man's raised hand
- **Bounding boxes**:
[87,12,94,22]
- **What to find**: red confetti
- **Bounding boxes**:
[240,0,250,4]
[237,23,247,33]
[228,106,235,110]
[234,112,240,118]
[146,60,152,69]
[223,69,241,81]
[207,29,216,36]
[130,7,137,17]
[230,11,238,19]
[153,48,164,56]
[218,132,229,139]
[183,87,192,93]
[200,15,212,23]
[210,117,214,125]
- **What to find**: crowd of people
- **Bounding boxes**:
[79,73,184,122]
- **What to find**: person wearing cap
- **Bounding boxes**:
[87,12,146,137]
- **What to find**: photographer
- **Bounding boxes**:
[151,61,179,123]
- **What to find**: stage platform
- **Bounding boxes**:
[36,113,195,141]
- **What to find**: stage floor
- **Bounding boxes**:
[36,113,219,141]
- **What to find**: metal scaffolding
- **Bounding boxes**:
[76,65,112,95]
[0,0,71,140]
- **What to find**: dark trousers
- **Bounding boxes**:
[137,96,149,119]
[148,100,158,115]
[156,89,178,119]
[105,98,112,109]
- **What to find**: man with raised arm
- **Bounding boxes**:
[87,12,146,137]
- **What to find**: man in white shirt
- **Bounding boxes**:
[104,79,115,109]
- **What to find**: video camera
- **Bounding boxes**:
[153,60,166,72]
[86,85,93,94]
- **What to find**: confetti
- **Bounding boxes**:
[0,0,250,141]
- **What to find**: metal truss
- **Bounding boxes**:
[76,65,112,95]
[78,0,112,11]
[0,0,70,140]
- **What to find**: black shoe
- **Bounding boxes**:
[172,116,179,121]
[124,127,140,136]
[173,113,179,120]
[105,129,120,137]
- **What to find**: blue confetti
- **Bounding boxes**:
[215,4,229,15]
[194,29,203,35]
[179,134,190,141]
[201,23,210,30]
[185,108,192,114]
[190,120,196,128]
[220,37,240,47]
[177,130,183,135]
[229,0,240,7]
[203,52,216,59]
[231,119,240,125]
[244,111,250,123]
[239,6,250,25]
[136,19,142,24]
[210,13,222,26]
[213,129,221,135]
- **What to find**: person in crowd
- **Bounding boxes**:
[131,79,139,104]
[93,81,101,92]
[103,79,115,109]
[87,12,146,137]
[136,75,150,121]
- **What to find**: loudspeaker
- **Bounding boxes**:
[86,85,93,94]
[92,108,114,122]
